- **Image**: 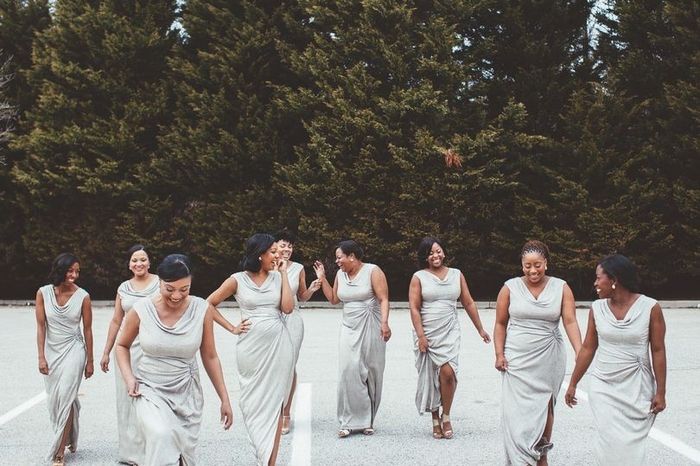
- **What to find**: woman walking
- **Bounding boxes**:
[315,240,391,437]
[206,233,295,465]
[409,237,490,439]
[116,254,233,465]
[275,231,321,435]
[565,254,666,465]
[100,245,159,464]
[35,253,94,466]
[494,240,581,465]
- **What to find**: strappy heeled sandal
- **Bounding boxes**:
[362,427,375,435]
[338,428,351,438]
[52,455,65,466]
[441,414,453,439]
[281,416,291,435]
[432,417,444,439]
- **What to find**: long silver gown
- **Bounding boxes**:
[39,284,89,462]
[589,295,658,465]
[413,268,461,414]
[131,296,208,466]
[501,276,566,465]
[285,261,305,365]
[115,276,159,464]
[234,271,294,465]
[336,263,386,430]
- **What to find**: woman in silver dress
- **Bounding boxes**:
[314,240,392,438]
[116,254,233,466]
[409,237,491,439]
[274,230,321,435]
[565,254,666,465]
[494,240,581,466]
[100,244,159,464]
[207,233,295,465]
[35,253,94,466]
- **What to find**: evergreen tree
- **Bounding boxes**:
[12,0,178,293]
[151,0,313,284]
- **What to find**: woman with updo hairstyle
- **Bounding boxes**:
[206,233,295,465]
[100,244,159,464]
[314,239,392,437]
[274,230,321,435]
[116,254,233,465]
[565,254,666,465]
[409,237,491,439]
[494,240,581,466]
[35,253,94,466]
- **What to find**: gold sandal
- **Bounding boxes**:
[432,417,444,439]
[281,415,291,435]
[52,456,65,466]
[441,414,453,439]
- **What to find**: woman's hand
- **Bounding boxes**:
[232,319,251,335]
[417,335,429,352]
[565,384,578,407]
[221,400,233,430]
[381,322,392,342]
[308,279,322,292]
[479,329,491,343]
[126,377,141,397]
[313,261,326,280]
[650,392,666,415]
[38,357,49,375]
[276,258,288,273]
[84,361,94,379]
[495,354,508,372]
[100,353,110,372]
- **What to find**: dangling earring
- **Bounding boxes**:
[612,283,616,290]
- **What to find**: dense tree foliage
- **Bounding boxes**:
[2,0,697,298]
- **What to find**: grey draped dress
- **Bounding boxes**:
[131,296,208,466]
[413,268,461,414]
[115,276,160,464]
[589,295,658,465]
[501,276,566,465]
[40,284,89,461]
[336,263,386,430]
[285,261,305,364]
[234,271,294,466]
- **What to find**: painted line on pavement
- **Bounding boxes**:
[562,379,700,464]
[290,383,312,466]
[0,391,46,427]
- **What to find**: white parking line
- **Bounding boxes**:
[0,391,46,427]
[289,383,312,466]
[562,379,700,464]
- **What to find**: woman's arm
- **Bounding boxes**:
[565,309,599,407]
[314,261,340,305]
[408,275,428,352]
[206,277,249,334]
[278,260,294,313]
[81,295,94,379]
[35,290,49,375]
[561,284,582,356]
[298,268,321,302]
[200,306,233,429]
[100,293,125,372]
[649,303,667,414]
[116,310,141,397]
[493,285,510,371]
[371,266,391,341]
[459,272,490,343]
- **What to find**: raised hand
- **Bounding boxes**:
[313,261,326,280]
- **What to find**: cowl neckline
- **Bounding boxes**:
[143,297,200,335]
[600,295,647,328]
[239,270,277,293]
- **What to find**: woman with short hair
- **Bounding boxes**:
[565,254,666,465]
[35,253,94,466]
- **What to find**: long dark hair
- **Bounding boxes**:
[48,253,79,286]
[240,233,276,272]
[598,254,641,293]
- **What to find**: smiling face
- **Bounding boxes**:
[594,265,615,298]
[260,243,280,272]
[63,262,80,285]
[160,276,191,308]
[129,250,150,277]
[277,240,294,261]
[521,252,547,285]
[427,242,445,269]
[335,248,355,272]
